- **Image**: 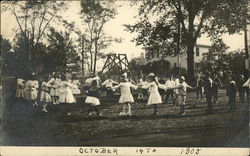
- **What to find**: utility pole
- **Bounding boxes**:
[81,35,85,77]
[26,31,32,73]
[176,3,181,75]
[244,23,249,71]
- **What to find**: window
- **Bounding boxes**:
[174,63,177,68]
[196,47,200,56]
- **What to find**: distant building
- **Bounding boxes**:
[144,44,211,71]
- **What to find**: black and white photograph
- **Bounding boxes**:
[0,0,250,155]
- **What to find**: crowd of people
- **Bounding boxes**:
[15,71,250,116]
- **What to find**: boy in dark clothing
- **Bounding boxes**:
[212,74,222,104]
[203,72,214,114]
[194,74,204,102]
[237,75,246,105]
[227,80,237,111]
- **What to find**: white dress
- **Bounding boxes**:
[24,80,39,100]
[58,81,76,103]
[48,78,61,97]
[113,82,137,103]
[40,82,52,102]
[85,87,100,106]
[69,80,81,95]
[16,78,25,98]
[146,82,162,105]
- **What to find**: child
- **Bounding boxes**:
[144,73,163,115]
[24,74,39,106]
[137,78,144,100]
[16,78,25,100]
[48,73,61,105]
[59,74,76,104]
[102,75,118,97]
[58,74,76,115]
[40,76,52,112]
[165,74,176,106]
[227,79,237,112]
[194,73,204,103]
[174,76,193,115]
[112,73,137,116]
[70,73,81,95]
[85,80,101,116]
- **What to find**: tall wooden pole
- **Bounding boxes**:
[81,35,85,77]
[244,23,249,71]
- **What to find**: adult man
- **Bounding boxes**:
[203,72,214,114]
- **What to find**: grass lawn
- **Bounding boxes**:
[1,90,249,146]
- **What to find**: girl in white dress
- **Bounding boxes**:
[40,76,52,112]
[24,74,39,106]
[48,73,61,104]
[59,74,76,104]
[16,78,25,99]
[69,74,81,99]
[112,73,137,116]
[144,73,163,115]
[85,80,101,116]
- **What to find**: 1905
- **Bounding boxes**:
[181,148,201,155]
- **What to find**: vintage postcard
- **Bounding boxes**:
[1,0,249,156]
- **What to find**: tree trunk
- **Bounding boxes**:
[186,41,195,82]
[93,39,98,74]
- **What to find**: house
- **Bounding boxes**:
[144,44,211,71]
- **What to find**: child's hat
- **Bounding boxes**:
[180,76,185,80]
[148,73,155,77]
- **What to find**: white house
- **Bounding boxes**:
[144,44,211,71]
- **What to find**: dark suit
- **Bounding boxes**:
[195,78,204,100]
[227,82,236,111]
[212,77,221,103]
[203,78,213,113]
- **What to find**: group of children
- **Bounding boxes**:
[85,72,192,116]
[15,73,81,112]
[16,71,247,117]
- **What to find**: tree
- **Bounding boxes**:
[200,38,229,74]
[79,0,118,74]
[2,0,67,72]
[46,27,79,73]
[1,35,13,76]
[125,0,250,81]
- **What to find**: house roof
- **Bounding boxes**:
[195,44,211,49]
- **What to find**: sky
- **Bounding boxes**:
[1,1,246,62]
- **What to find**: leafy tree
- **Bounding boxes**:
[46,27,79,73]
[2,0,68,72]
[200,48,245,84]
[1,35,14,76]
[79,0,118,74]
[125,0,250,80]
[200,38,229,74]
